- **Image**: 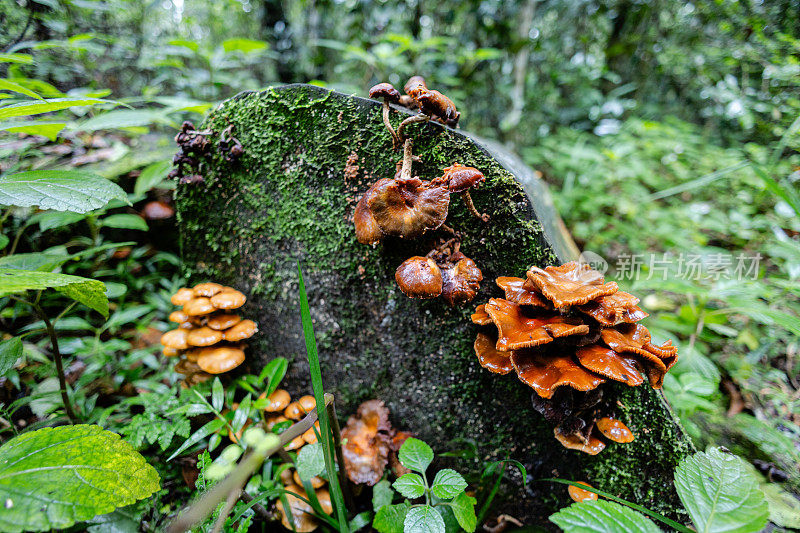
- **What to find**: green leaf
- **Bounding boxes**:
[222,38,269,53]
[211,377,224,411]
[550,500,661,533]
[761,483,800,529]
[0,170,129,212]
[100,214,148,231]
[260,356,288,395]
[372,479,395,511]
[392,473,426,499]
[449,491,477,533]
[0,120,66,141]
[373,501,410,533]
[167,418,225,461]
[398,437,434,474]
[32,210,86,231]
[0,53,33,65]
[0,234,7,250]
[349,511,373,532]
[74,109,170,132]
[0,79,42,100]
[0,251,72,271]
[431,469,467,499]
[404,505,446,533]
[0,97,115,120]
[0,268,108,316]
[0,424,160,532]
[0,337,22,377]
[133,160,172,195]
[296,443,326,481]
[674,448,769,533]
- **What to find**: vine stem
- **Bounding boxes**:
[31,301,78,423]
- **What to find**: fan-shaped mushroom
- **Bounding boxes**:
[206,313,241,330]
[554,427,606,455]
[511,349,605,399]
[526,262,619,308]
[484,298,588,351]
[474,332,513,374]
[184,297,215,316]
[171,288,195,306]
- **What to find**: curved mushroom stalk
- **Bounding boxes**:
[460,190,490,222]
[369,83,402,149]
[396,113,430,141]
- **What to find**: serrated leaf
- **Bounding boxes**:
[0,337,22,377]
[405,505,445,533]
[449,492,477,533]
[373,501,410,533]
[431,469,467,499]
[398,437,434,473]
[0,424,160,532]
[393,473,426,499]
[372,479,395,511]
[296,443,325,481]
[0,120,66,140]
[674,448,769,533]
[0,170,129,212]
[0,268,108,316]
[549,500,661,533]
[100,214,148,231]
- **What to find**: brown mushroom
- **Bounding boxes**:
[161,328,190,351]
[183,297,215,316]
[398,94,417,109]
[474,332,513,374]
[266,415,289,431]
[435,164,488,221]
[441,254,483,306]
[224,319,258,342]
[302,421,321,444]
[596,417,634,443]
[574,345,644,386]
[471,304,492,325]
[554,427,606,455]
[341,399,392,486]
[484,298,589,351]
[568,482,599,502]
[285,435,305,451]
[171,288,195,306]
[365,177,450,239]
[277,484,318,532]
[210,289,246,310]
[510,349,606,399]
[169,310,190,324]
[163,346,181,357]
[193,282,224,297]
[284,401,304,421]
[293,470,326,489]
[578,291,648,326]
[404,76,427,98]
[186,326,224,347]
[354,196,384,245]
[315,488,333,515]
[196,346,245,374]
[495,277,550,307]
[526,262,619,308]
[262,389,291,412]
[206,313,241,330]
[141,201,175,220]
[416,89,460,127]
[369,82,401,147]
[395,256,443,299]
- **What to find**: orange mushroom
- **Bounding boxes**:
[415,89,460,128]
[193,282,224,297]
[554,427,606,455]
[161,328,190,351]
[471,304,492,325]
[171,288,195,306]
[341,399,392,486]
[434,164,488,221]
[568,482,599,502]
[574,345,645,387]
[596,417,635,443]
[395,256,443,299]
[526,262,618,308]
[277,484,318,532]
[365,177,450,239]
[353,196,384,245]
[495,277,550,308]
[511,349,606,399]
[262,389,291,412]
[224,319,258,342]
[183,297,215,316]
[206,313,241,330]
[474,332,513,374]
[578,291,648,326]
[196,346,245,374]
[187,326,224,347]
[210,289,246,310]
[484,298,589,351]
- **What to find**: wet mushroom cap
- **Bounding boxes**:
[471,304,492,325]
[365,178,450,239]
[205,313,241,330]
[554,427,606,455]
[578,291,648,326]
[183,297,215,316]
[293,470,325,489]
[368,82,401,103]
[210,289,247,310]
[415,90,459,125]
[404,75,427,97]
[171,288,195,306]
[284,401,304,420]
[161,328,190,350]
[495,277,550,307]
[484,298,589,351]
[441,164,485,192]
[193,282,224,297]
[474,333,513,374]
[526,262,619,308]
[186,326,224,347]
[285,435,305,450]
[266,415,288,431]
[174,358,201,375]
[163,346,181,357]
[596,417,635,443]
[224,319,258,342]
[395,257,444,299]
[441,256,483,306]
[315,488,333,515]
[196,346,245,374]
[298,395,317,414]
[575,345,645,386]
[262,389,291,412]
[302,421,320,444]
[353,195,384,245]
[277,485,318,533]
[510,349,606,399]
[169,310,190,323]
[568,483,599,502]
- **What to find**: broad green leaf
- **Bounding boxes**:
[0,97,115,120]
[398,437,434,473]
[431,469,467,499]
[133,160,172,195]
[168,39,200,52]
[222,38,268,53]
[0,234,8,250]
[373,501,410,533]
[0,79,42,100]
[761,483,800,529]
[392,473,426,499]
[404,505,445,533]
[449,491,477,533]
[0,268,108,316]
[230,394,251,432]
[101,214,148,231]
[372,479,395,511]
[550,500,661,533]
[74,109,170,132]
[261,356,288,395]
[296,443,325,481]
[32,210,86,231]
[0,170,129,212]
[0,337,22,377]
[348,511,373,532]
[0,424,160,533]
[0,120,67,141]
[0,251,72,271]
[674,448,768,533]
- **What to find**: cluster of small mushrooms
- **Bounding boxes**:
[169,121,242,185]
[355,76,489,306]
[160,282,255,387]
[472,261,678,454]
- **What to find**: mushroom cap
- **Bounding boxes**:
[495,277,550,307]
[162,346,181,357]
[141,200,175,220]
[554,427,606,455]
[169,310,190,323]
[277,485,318,532]
[183,297,215,316]
[293,470,326,489]
[315,488,333,515]
[578,291,648,326]
[368,82,401,103]
[266,415,289,431]
[184,348,201,362]
[206,313,241,330]
[471,304,492,325]
[398,94,418,108]
[161,328,190,350]
[284,401,304,420]
[193,282,224,297]
[415,89,459,125]
[510,349,606,399]
[599,324,676,388]
[441,257,483,306]
[341,399,392,486]
[285,435,306,451]
[224,319,258,342]
[568,483,599,502]
[366,178,450,239]
[210,289,247,310]
[353,195,384,245]
[395,257,444,299]
[526,262,619,308]
[196,346,245,374]
[174,358,201,375]
[298,395,317,414]
[404,75,427,97]
[596,417,634,443]
[187,326,224,347]
[484,298,589,351]
[302,421,320,444]
[575,345,644,386]
[171,288,195,306]
[474,332,513,374]
[262,388,291,412]
[441,164,485,192]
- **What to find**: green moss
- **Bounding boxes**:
[176,84,693,525]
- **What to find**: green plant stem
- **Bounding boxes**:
[211,487,240,533]
[31,301,78,424]
[476,468,504,525]
[327,400,355,511]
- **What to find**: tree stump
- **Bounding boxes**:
[176,84,693,524]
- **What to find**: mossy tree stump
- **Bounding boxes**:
[177,84,693,524]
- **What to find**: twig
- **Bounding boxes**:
[211,487,240,533]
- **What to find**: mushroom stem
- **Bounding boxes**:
[381,102,400,149]
[460,190,490,222]
[397,113,430,140]
[439,223,459,236]
[399,138,415,181]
